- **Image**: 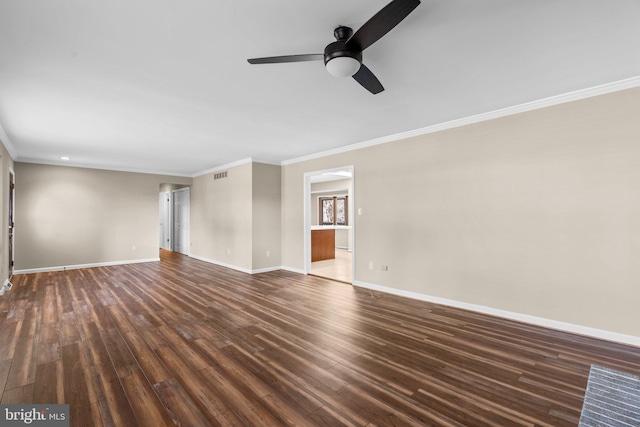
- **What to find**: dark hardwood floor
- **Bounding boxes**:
[1,250,640,426]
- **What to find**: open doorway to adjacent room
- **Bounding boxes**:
[159,183,190,255]
[304,166,354,284]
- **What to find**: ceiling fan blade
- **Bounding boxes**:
[353,64,384,94]
[247,54,323,64]
[346,0,420,52]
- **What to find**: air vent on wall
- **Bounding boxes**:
[214,171,228,180]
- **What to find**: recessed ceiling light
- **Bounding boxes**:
[59,156,71,160]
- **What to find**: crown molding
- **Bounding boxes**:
[192,157,253,177]
[192,157,283,178]
[0,122,17,159]
[7,76,640,173]
[282,75,640,166]
[16,158,194,178]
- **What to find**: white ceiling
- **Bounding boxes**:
[1,0,639,177]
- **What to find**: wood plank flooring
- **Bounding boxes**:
[2,250,640,426]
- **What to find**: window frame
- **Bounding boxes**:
[319,195,348,226]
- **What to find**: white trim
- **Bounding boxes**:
[251,266,282,274]
[251,159,282,167]
[304,173,312,274]
[280,265,306,275]
[14,258,160,275]
[159,191,172,251]
[190,255,253,274]
[16,158,194,178]
[311,189,350,196]
[282,75,640,166]
[304,166,355,277]
[192,157,253,177]
[14,254,283,277]
[193,158,281,178]
[10,77,640,176]
[8,167,15,278]
[353,280,640,349]
[16,157,281,179]
[171,187,190,255]
[0,123,17,159]
[191,255,298,275]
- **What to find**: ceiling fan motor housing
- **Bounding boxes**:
[324,26,362,77]
[324,41,362,63]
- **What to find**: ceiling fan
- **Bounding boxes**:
[247,0,421,94]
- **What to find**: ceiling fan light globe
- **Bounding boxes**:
[326,56,361,77]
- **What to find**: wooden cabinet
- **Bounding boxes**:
[311,229,335,262]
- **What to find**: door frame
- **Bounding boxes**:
[8,168,15,278]
[303,165,355,280]
[172,187,190,255]
[159,191,172,251]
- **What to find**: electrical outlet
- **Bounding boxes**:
[368,261,374,270]
[227,248,231,255]
[266,250,270,257]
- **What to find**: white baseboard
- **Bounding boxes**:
[251,266,283,274]
[190,255,298,275]
[280,266,306,275]
[353,280,640,349]
[14,258,160,275]
[190,255,253,275]
[13,252,289,278]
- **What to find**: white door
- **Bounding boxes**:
[172,188,190,255]
[159,192,172,250]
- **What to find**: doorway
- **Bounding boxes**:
[158,185,190,255]
[159,192,172,250]
[304,166,354,283]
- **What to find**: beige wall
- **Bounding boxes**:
[190,161,281,272]
[281,87,640,337]
[15,159,279,274]
[0,142,15,283]
[252,163,281,270]
[14,163,191,271]
[191,162,253,270]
